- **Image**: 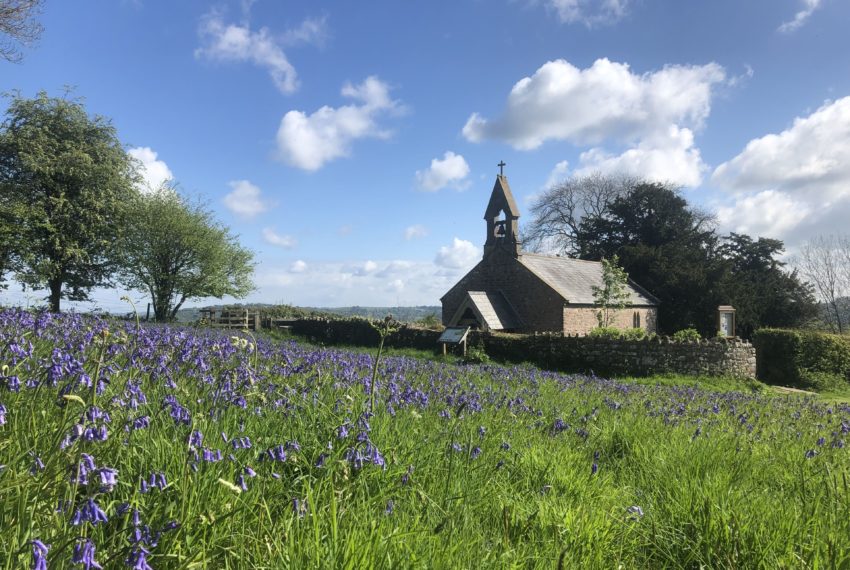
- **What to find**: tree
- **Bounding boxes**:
[117,185,255,322]
[797,235,850,333]
[0,0,43,62]
[575,181,722,334]
[0,91,139,311]
[716,233,817,338]
[591,255,631,328]
[524,172,634,255]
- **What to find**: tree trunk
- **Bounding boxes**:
[48,278,62,313]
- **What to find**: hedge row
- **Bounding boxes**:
[752,328,850,390]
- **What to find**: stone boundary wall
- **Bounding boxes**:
[288,318,756,378]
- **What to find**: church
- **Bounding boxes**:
[441,172,659,335]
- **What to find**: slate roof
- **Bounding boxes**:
[518,254,658,306]
[466,291,521,331]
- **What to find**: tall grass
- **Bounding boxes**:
[0,310,848,568]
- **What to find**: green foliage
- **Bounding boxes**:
[588,327,648,340]
[462,342,490,364]
[116,185,255,322]
[591,254,631,328]
[753,328,850,390]
[532,178,814,337]
[716,233,818,338]
[0,90,139,310]
[672,328,702,342]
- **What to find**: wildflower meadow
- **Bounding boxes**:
[1,309,849,568]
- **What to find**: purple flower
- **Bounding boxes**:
[336,423,350,440]
[264,445,287,462]
[188,430,203,448]
[591,462,598,475]
[97,467,118,492]
[471,446,482,460]
[314,453,328,468]
[72,498,109,526]
[31,539,49,570]
[126,546,153,570]
[72,539,103,569]
[385,500,394,515]
[0,403,6,426]
[805,449,818,459]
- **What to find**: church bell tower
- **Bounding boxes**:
[483,163,521,258]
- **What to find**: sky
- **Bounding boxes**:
[2,0,850,312]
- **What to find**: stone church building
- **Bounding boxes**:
[441,174,659,335]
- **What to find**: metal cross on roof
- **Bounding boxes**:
[498,160,506,176]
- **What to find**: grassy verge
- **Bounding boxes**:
[5,314,846,567]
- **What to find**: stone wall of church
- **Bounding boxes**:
[441,248,564,333]
[563,306,658,336]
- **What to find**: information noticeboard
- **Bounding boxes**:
[438,326,470,345]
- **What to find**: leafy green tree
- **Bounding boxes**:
[716,233,817,338]
[0,91,139,311]
[117,185,255,322]
[591,255,631,328]
[576,182,722,335]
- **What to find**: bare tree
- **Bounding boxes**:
[797,235,850,333]
[0,0,44,63]
[524,172,636,256]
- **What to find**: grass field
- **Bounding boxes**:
[1,310,849,568]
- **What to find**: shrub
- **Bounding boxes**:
[753,328,850,390]
[462,344,490,364]
[588,327,647,340]
[672,328,701,342]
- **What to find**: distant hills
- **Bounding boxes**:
[175,304,441,324]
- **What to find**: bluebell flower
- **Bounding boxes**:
[72,498,109,526]
[385,500,394,515]
[72,538,103,569]
[31,539,49,570]
[126,546,153,570]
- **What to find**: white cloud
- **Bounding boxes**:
[404,224,428,240]
[716,190,812,238]
[463,58,724,150]
[543,160,570,189]
[574,125,705,186]
[128,147,172,192]
[276,76,401,171]
[415,152,470,191]
[435,238,480,269]
[712,96,850,241]
[462,58,724,187]
[223,180,271,219]
[545,0,631,26]
[195,10,300,94]
[281,15,329,47]
[262,227,297,249]
[778,0,821,33]
[289,260,308,273]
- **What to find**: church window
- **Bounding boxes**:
[633,312,641,328]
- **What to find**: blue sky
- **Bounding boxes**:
[3,0,850,311]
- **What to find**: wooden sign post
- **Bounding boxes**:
[438,326,471,356]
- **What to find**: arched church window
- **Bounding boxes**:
[633,312,641,328]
